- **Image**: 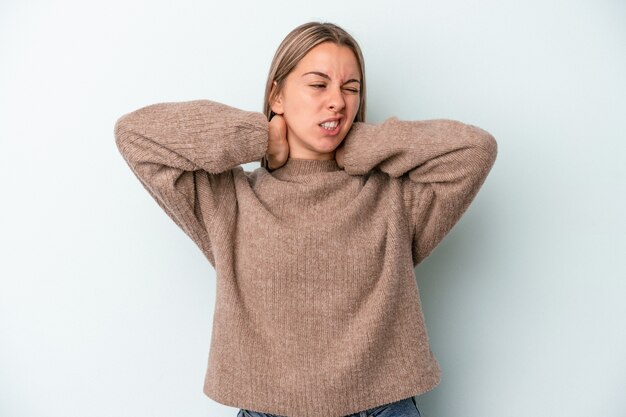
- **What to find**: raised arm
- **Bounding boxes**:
[340,116,498,266]
[114,99,269,264]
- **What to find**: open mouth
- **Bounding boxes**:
[319,119,341,135]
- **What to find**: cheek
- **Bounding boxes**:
[284,91,314,115]
[282,105,310,132]
[286,96,320,124]
[298,93,322,111]
[348,98,360,119]
[351,95,361,108]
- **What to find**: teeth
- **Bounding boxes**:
[320,120,339,129]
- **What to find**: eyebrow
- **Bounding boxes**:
[302,71,361,84]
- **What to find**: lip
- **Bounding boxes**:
[319,116,343,124]
[318,118,342,136]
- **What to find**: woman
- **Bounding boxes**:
[115,22,497,417]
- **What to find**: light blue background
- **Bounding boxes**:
[1,1,624,416]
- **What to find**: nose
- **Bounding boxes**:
[327,85,346,112]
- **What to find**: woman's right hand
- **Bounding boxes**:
[266,114,289,170]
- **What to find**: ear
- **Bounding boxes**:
[269,81,284,115]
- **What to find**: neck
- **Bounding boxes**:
[269,157,342,179]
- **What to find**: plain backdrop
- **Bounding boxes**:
[1,1,624,416]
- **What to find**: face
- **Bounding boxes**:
[270,42,361,160]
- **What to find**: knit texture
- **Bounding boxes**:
[114,99,497,417]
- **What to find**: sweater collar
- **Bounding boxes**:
[270,157,342,179]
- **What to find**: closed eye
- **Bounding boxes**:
[310,84,360,93]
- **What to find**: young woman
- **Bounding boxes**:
[115,22,497,417]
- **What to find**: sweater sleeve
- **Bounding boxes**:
[341,117,497,267]
[114,99,269,265]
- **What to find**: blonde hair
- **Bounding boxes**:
[260,22,367,169]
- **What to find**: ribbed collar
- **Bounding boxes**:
[270,157,342,179]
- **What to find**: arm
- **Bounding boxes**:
[340,116,498,266]
[114,99,269,264]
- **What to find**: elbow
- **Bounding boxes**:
[464,122,498,165]
[113,102,168,148]
[113,117,124,145]
[113,112,140,160]
[454,122,498,174]
[445,119,497,153]
[114,113,131,139]
[113,103,153,145]
[113,111,139,148]
[479,127,497,153]
[479,130,498,164]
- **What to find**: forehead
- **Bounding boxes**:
[294,42,360,78]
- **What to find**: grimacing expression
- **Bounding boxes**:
[270,42,361,159]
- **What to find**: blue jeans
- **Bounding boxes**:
[237,396,421,417]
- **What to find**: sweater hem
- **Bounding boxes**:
[202,374,441,417]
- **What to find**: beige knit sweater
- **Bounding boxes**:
[114,99,497,417]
